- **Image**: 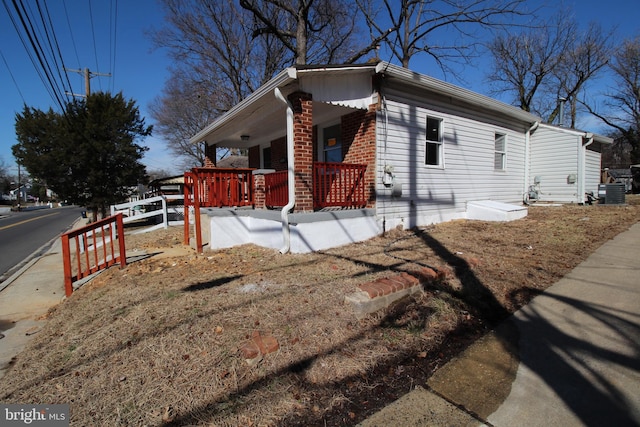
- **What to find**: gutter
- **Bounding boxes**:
[524,121,540,200]
[579,133,595,204]
[274,88,296,254]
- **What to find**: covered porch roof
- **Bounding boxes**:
[189,64,379,149]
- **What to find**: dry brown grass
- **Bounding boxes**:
[1,197,639,426]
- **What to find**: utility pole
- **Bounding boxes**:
[17,162,21,211]
[65,68,111,97]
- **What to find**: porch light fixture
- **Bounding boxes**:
[241,135,250,141]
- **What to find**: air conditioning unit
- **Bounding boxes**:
[597,183,625,204]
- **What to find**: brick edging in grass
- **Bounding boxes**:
[345,267,453,319]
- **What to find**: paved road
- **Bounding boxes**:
[0,206,84,283]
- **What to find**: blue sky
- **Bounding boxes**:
[1,0,638,179]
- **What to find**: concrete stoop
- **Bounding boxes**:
[467,200,527,222]
[345,267,451,319]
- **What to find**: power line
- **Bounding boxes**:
[4,0,67,111]
[0,49,26,104]
[87,0,102,92]
[36,0,73,100]
[21,0,69,104]
[110,0,119,92]
[62,0,81,69]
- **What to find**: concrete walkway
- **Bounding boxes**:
[0,231,70,379]
[0,220,189,380]
[360,222,640,426]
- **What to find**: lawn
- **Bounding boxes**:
[1,196,639,426]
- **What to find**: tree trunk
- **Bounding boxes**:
[296,8,307,64]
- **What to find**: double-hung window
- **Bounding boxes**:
[494,133,506,171]
[425,116,443,166]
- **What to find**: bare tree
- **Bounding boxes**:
[0,157,11,195]
[488,14,613,125]
[154,0,290,104]
[487,15,572,115]
[584,36,640,164]
[549,24,614,127]
[239,0,368,65]
[357,0,530,71]
[148,68,225,170]
[151,1,296,169]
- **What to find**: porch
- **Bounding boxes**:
[183,162,377,252]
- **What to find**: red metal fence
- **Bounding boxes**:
[183,168,255,253]
[184,164,366,251]
[263,162,368,210]
[61,213,126,297]
[189,167,254,208]
[264,170,289,208]
[314,162,367,209]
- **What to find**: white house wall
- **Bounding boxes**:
[585,148,601,196]
[530,126,580,203]
[376,89,529,230]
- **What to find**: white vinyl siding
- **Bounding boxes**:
[376,89,527,228]
[585,148,601,196]
[529,125,584,203]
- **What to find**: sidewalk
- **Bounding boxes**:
[359,222,640,426]
[0,229,71,379]
[0,219,187,380]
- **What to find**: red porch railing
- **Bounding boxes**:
[189,167,255,208]
[314,162,367,209]
[263,162,367,210]
[183,168,255,252]
[61,213,126,297]
[265,170,289,208]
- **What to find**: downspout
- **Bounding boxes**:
[274,87,296,254]
[580,133,594,204]
[523,121,540,202]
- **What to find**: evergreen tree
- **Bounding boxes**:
[13,92,152,220]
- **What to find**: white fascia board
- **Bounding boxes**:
[190,68,297,144]
[375,62,541,125]
[539,123,613,145]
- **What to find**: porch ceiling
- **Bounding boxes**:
[196,97,361,150]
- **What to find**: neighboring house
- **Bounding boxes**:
[602,168,634,193]
[148,175,185,197]
[9,183,31,202]
[188,62,611,253]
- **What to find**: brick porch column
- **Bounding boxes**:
[253,172,266,209]
[289,92,314,212]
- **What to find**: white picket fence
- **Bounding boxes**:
[110,195,187,234]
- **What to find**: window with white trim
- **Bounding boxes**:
[425,116,443,166]
[494,132,506,171]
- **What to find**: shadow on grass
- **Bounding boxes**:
[413,229,509,325]
[164,229,513,426]
[182,275,242,292]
